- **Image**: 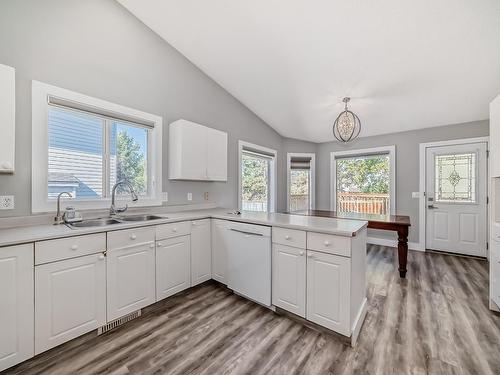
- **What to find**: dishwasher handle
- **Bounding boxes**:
[230,228,264,237]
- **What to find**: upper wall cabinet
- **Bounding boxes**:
[491,94,500,178]
[169,119,228,181]
[0,64,15,174]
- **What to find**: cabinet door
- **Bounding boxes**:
[306,251,350,336]
[107,242,156,321]
[156,235,191,300]
[35,253,106,354]
[169,120,208,180]
[211,220,228,284]
[191,220,212,286]
[0,63,15,173]
[491,240,500,309]
[0,244,33,372]
[206,128,228,181]
[272,244,306,318]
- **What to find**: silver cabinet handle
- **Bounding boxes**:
[428,205,439,209]
[230,228,263,237]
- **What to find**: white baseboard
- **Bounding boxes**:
[366,236,425,252]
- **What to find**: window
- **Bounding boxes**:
[33,81,162,213]
[238,141,277,212]
[331,146,395,215]
[435,152,476,203]
[287,153,315,212]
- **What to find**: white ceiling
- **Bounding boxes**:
[118,0,500,142]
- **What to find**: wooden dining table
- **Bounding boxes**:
[288,210,411,278]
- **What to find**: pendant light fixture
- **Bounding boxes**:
[333,97,361,143]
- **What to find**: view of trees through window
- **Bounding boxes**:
[336,154,390,214]
[289,169,310,211]
[241,152,270,212]
[111,122,148,196]
[47,107,148,199]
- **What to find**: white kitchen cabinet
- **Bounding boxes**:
[156,235,191,300]
[107,228,156,321]
[490,238,500,309]
[191,219,212,286]
[169,119,227,181]
[491,94,500,178]
[0,244,33,372]
[272,244,306,317]
[211,219,229,284]
[35,253,106,354]
[306,250,351,336]
[0,63,15,174]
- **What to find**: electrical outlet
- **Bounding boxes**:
[204,192,209,201]
[0,195,14,210]
[187,193,193,201]
[162,192,168,202]
[412,192,420,199]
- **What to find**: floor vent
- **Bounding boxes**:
[98,310,142,335]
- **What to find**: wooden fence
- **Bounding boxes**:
[337,192,390,215]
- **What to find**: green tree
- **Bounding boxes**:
[337,156,389,193]
[290,170,309,195]
[116,131,146,194]
[241,154,268,202]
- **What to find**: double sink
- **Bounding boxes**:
[67,214,165,229]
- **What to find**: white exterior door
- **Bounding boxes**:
[107,243,156,321]
[156,235,191,300]
[272,244,306,317]
[191,219,212,286]
[35,253,106,354]
[426,142,488,256]
[0,244,33,372]
[306,250,350,336]
[211,220,228,284]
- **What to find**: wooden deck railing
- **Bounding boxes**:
[337,192,389,215]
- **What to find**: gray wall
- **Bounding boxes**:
[316,120,489,243]
[0,0,319,217]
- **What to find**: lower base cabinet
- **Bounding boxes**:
[156,235,191,300]
[107,228,156,322]
[191,219,212,286]
[35,253,106,354]
[211,219,229,284]
[272,244,306,318]
[0,244,34,372]
[306,251,350,336]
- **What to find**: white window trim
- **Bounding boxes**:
[238,140,277,212]
[330,145,396,215]
[286,152,315,211]
[32,80,163,213]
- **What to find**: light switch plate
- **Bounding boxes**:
[0,195,14,209]
[187,193,192,201]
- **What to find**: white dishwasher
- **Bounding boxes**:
[226,221,272,307]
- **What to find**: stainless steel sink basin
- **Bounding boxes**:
[117,214,164,222]
[68,218,122,228]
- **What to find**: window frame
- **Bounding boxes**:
[286,152,315,212]
[32,80,163,213]
[330,145,396,215]
[238,140,277,213]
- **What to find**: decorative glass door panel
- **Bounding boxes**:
[434,153,476,203]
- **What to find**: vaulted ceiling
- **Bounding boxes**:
[118,0,500,142]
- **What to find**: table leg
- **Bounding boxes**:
[397,226,409,278]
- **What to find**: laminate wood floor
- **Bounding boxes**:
[5,245,500,375]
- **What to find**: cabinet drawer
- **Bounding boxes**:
[107,227,155,250]
[156,221,191,240]
[35,233,106,265]
[307,232,351,257]
[492,223,500,244]
[272,227,306,248]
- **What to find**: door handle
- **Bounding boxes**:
[428,205,439,209]
[230,228,263,237]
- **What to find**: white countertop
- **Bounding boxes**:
[0,208,368,247]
